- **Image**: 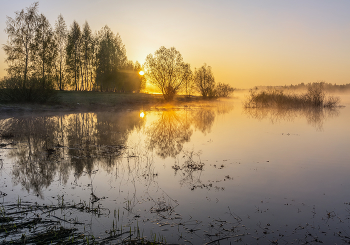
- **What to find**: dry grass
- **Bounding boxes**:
[244,83,340,108]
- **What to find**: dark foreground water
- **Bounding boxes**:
[1,94,350,244]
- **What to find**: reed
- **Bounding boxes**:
[244,83,340,108]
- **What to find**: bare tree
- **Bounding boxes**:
[194,64,216,98]
[54,14,67,90]
[3,2,39,88]
[144,46,192,101]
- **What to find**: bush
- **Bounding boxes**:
[215,83,235,97]
[304,83,325,106]
[0,77,57,103]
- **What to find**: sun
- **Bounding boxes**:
[140,112,145,118]
[139,71,144,75]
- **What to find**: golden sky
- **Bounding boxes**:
[1,0,350,88]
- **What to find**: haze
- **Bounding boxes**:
[1,0,350,88]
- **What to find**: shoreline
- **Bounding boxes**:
[0,91,211,114]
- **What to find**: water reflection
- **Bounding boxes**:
[147,105,231,158]
[243,106,340,131]
[0,104,232,195]
[147,110,192,158]
[1,111,144,196]
[172,150,204,190]
[192,109,215,135]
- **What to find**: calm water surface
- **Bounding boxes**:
[1,94,350,244]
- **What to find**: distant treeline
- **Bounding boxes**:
[2,2,144,94]
[257,82,350,92]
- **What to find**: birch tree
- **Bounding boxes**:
[33,13,56,89]
[54,14,67,90]
[3,2,39,88]
[66,21,81,90]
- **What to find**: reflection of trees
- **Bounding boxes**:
[1,103,234,195]
[1,111,144,196]
[243,106,340,131]
[191,109,215,135]
[5,117,63,197]
[147,104,234,158]
[147,110,192,158]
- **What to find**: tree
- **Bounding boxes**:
[3,2,39,88]
[81,21,92,91]
[194,64,215,98]
[54,14,67,90]
[144,46,192,101]
[66,20,81,90]
[95,26,127,92]
[115,61,144,92]
[215,83,235,97]
[89,31,98,91]
[183,68,195,97]
[33,13,57,89]
[133,61,146,91]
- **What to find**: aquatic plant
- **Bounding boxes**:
[244,83,340,108]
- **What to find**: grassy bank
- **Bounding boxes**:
[0,91,204,112]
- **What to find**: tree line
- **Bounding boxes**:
[144,46,235,101]
[1,2,234,102]
[2,2,144,95]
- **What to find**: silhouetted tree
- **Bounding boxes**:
[66,21,81,90]
[33,13,57,89]
[133,61,146,91]
[81,21,93,91]
[96,26,127,92]
[144,46,192,101]
[194,64,215,98]
[3,2,39,88]
[116,61,145,92]
[54,14,67,90]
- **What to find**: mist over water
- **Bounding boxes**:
[1,94,350,244]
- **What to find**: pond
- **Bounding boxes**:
[1,93,350,244]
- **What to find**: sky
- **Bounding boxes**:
[1,0,350,88]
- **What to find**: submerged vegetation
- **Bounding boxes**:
[244,82,340,109]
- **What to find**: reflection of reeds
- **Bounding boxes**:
[244,83,340,109]
[172,150,205,190]
[244,106,340,131]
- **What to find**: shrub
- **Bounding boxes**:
[215,83,235,97]
[0,77,57,103]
